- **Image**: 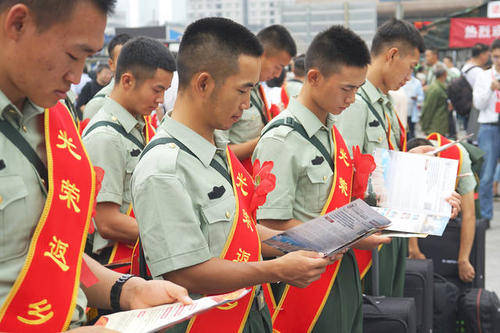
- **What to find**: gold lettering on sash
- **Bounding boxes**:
[236,173,249,196]
[339,149,350,167]
[43,236,70,271]
[56,130,81,160]
[241,209,254,231]
[16,299,54,325]
[233,248,251,263]
[59,180,81,213]
[338,177,348,197]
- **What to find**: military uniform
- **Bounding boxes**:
[0,90,87,328]
[82,97,146,257]
[253,98,362,333]
[83,79,114,120]
[131,116,272,333]
[334,80,407,297]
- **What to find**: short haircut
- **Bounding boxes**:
[96,63,110,74]
[407,137,432,151]
[293,54,306,77]
[115,37,176,83]
[443,55,453,62]
[177,17,263,89]
[491,39,500,51]
[108,33,132,59]
[434,64,447,78]
[305,25,370,76]
[472,43,489,57]
[426,48,438,55]
[257,24,297,57]
[371,18,425,56]
[0,0,116,31]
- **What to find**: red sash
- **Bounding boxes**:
[186,147,261,332]
[106,116,156,273]
[426,133,463,183]
[265,126,354,332]
[0,102,96,332]
[385,111,407,152]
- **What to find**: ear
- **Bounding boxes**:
[4,4,32,41]
[108,58,115,73]
[386,47,400,63]
[120,73,135,90]
[193,72,215,97]
[306,68,322,87]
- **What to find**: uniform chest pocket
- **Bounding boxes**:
[201,195,235,255]
[0,175,30,262]
[298,165,333,214]
[366,124,388,147]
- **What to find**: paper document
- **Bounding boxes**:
[95,288,251,333]
[367,148,458,237]
[263,199,391,256]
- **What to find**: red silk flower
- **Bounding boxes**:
[351,145,376,200]
[250,159,276,212]
[88,166,105,234]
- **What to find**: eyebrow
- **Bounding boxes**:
[77,44,101,55]
[241,82,256,89]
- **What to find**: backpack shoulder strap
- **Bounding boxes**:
[84,121,145,150]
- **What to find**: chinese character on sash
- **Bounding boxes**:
[17,299,54,325]
[233,248,251,263]
[56,130,81,160]
[241,209,254,231]
[59,179,81,213]
[338,177,348,197]
[43,235,70,271]
[339,148,350,167]
[235,173,248,196]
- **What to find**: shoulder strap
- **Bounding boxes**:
[0,117,48,187]
[84,121,144,150]
[93,93,107,99]
[141,137,232,186]
[463,65,478,74]
[250,89,269,125]
[262,117,334,171]
[356,90,387,132]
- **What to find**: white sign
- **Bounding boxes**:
[488,1,500,18]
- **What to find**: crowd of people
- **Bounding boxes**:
[0,0,494,332]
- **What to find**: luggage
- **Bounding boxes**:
[458,288,500,333]
[404,259,433,333]
[418,217,486,291]
[363,295,417,333]
[433,273,459,333]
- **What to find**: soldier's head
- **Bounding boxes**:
[471,43,490,66]
[107,33,132,73]
[177,17,263,130]
[371,18,425,93]
[292,54,306,80]
[425,49,439,66]
[257,25,296,82]
[491,39,500,70]
[0,0,115,108]
[113,37,175,117]
[303,25,370,115]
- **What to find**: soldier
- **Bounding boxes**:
[253,25,390,333]
[0,1,190,332]
[83,37,175,270]
[131,17,336,333]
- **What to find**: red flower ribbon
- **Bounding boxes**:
[250,159,276,213]
[351,145,376,200]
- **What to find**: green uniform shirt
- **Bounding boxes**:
[83,79,114,120]
[334,80,404,155]
[0,90,87,327]
[218,85,266,144]
[420,80,449,136]
[82,97,146,253]
[253,98,362,333]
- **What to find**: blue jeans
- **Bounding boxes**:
[478,124,500,220]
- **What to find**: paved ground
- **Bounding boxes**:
[485,199,500,294]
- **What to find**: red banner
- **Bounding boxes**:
[450,18,500,48]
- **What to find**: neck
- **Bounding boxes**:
[109,89,139,119]
[171,92,215,144]
[297,84,329,125]
[366,62,389,94]
[0,69,26,110]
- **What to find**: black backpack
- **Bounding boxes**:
[447,66,478,117]
[458,288,500,333]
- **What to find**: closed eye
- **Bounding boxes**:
[67,52,78,61]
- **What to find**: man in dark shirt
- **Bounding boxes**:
[76,63,112,111]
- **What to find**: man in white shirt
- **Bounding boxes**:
[464,43,489,135]
[472,39,500,223]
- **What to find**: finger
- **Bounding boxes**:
[165,282,193,305]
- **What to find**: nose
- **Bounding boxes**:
[242,94,251,110]
[345,91,356,105]
[156,93,165,105]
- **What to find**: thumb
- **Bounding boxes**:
[297,250,325,259]
[166,282,192,305]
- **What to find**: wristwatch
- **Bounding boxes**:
[110,273,135,311]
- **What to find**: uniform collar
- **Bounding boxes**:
[288,98,334,138]
[0,89,44,128]
[360,79,393,110]
[104,97,144,134]
[163,116,228,168]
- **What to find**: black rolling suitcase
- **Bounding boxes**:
[418,217,486,291]
[404,259,433,333]
[433,273,459,333]
[363,295,417,333]
[458,288,500,333]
